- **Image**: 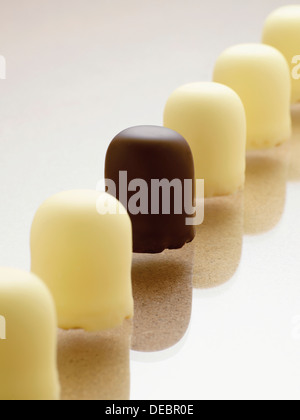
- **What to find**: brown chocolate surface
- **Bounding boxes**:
[105,126,195,253]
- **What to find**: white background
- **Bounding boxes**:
[0,0,299,400]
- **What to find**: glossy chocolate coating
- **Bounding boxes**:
[105,126,195,253]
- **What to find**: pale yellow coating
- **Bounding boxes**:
[0,268,59,400]
[164,82,246,198]
[213,44,292,150]
[30,191,133,332]
[263,5,300,104]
